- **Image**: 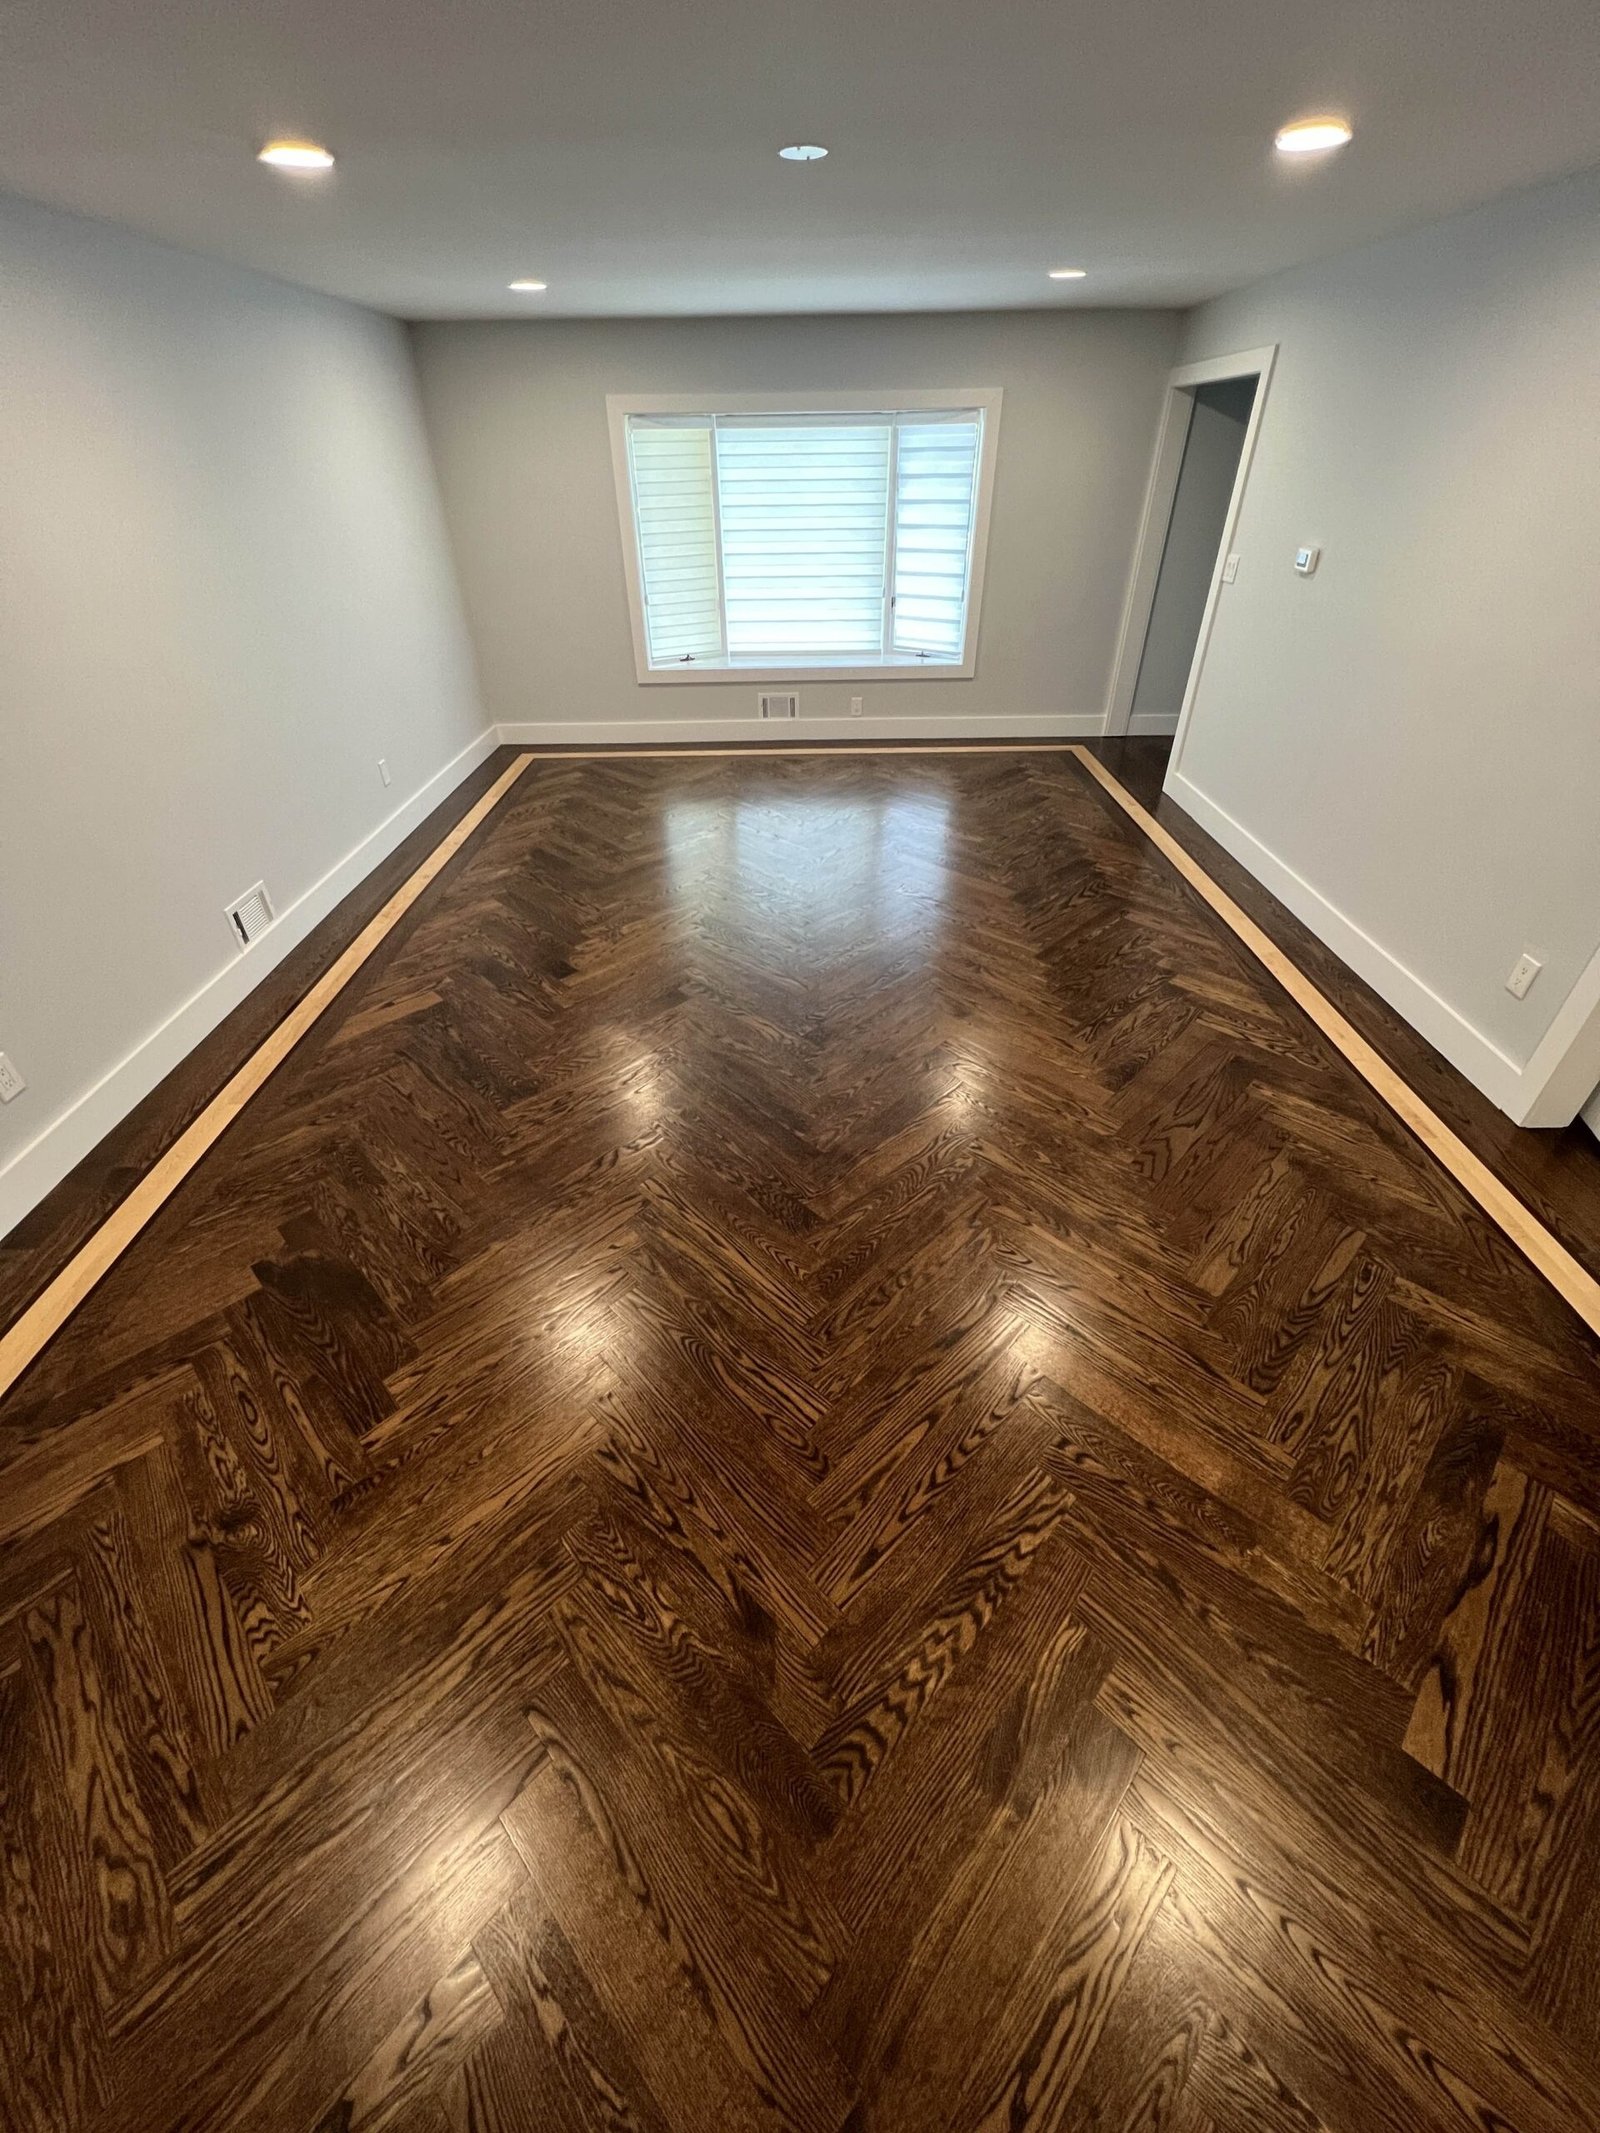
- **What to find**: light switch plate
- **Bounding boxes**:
[1293,545,1321,576]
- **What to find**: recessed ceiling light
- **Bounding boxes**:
[508,279,548,292]
[1048,268,1087,280]
[257,138,335,172]
[778,144,828,162]
[1274,116,1353,155]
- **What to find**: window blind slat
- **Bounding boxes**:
[630,419,723,664]
[716,421,891,658]
[890,419,981,660]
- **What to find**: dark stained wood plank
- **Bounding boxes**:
[0,1646,107,2133]
[1184,2016,1346,2133]
[1052,1894,1207,2132]
[1130,1776,1597,2133]
[1401,1457,1551,1792]
[500,1756,813,2133]
[20,1584,173,2015]
[310,1947,502,2133]
[954,1816,1174,2131]
[465,1896,674,2133]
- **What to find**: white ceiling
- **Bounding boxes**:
[4,0,1600,319]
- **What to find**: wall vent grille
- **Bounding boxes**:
[758,691,799,720]
[226,882,274,948]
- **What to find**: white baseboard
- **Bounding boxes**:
[495,712,1107,748]
[0,728,500,1242]
[1126,712,1181,737]
[1166,770,1527,1118]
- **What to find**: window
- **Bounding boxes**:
[609,390,1001,682]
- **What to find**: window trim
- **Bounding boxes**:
[607,388,1003,685]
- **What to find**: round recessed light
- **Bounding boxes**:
[1274,116,1353,155]
[778,143,828,162]
[508,279,548,292]
[1048,268,1087,280]
[257,138,335,172]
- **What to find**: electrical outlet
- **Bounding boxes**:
[378,758,392,787]
[1222,554,1240,584]
[1505,952,1542,1000]
[849,696,864,718]
[0,1052,26,1104]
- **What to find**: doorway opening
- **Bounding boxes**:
[1104,346,1276,755]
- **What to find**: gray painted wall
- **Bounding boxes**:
[410,310,1181,735]
[1174,166,1600,1116]
[0,193,486,1230]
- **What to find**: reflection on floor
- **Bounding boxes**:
[3,745,1599,2132]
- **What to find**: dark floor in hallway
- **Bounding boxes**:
[3,745,1600,2133]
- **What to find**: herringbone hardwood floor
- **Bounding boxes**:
[4,747,1600,2133]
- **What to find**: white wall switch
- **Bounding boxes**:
[378,758,392,787]
[1222,553,1240,584]
[0,1052,26,1103]
[1506,952,1543,1000]
[849,696,864,717]
[1293,545,1321,576]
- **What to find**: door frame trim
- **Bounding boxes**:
[1103,344,1277,741]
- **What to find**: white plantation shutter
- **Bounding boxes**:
[628,417,723,665]
[715,419,892,659]
[891,415,982,661]
[622,403,989,669]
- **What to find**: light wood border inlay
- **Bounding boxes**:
[520,743,1088,758]
[0,753,536,1404]
[1068,745,1600,1341]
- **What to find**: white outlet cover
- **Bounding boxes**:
[1505,952,1543,1000]
[0,1051,26,1103]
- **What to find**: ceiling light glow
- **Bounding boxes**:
[1048,268,1087,280]
[778,144,828,162]
[257,138,335,171]
[508,279,548,292]
[1274,116,1353,155]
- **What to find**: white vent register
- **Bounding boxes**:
[225,882,274,948]
[759,692,799,720]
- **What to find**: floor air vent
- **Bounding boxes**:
[758,691,799,720]
[226,882,274,948]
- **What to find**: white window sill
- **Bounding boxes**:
[637,659,975,685]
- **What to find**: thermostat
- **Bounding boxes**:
[1293,545,1321,576]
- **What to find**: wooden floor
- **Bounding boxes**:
[4,747,1600,2133]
